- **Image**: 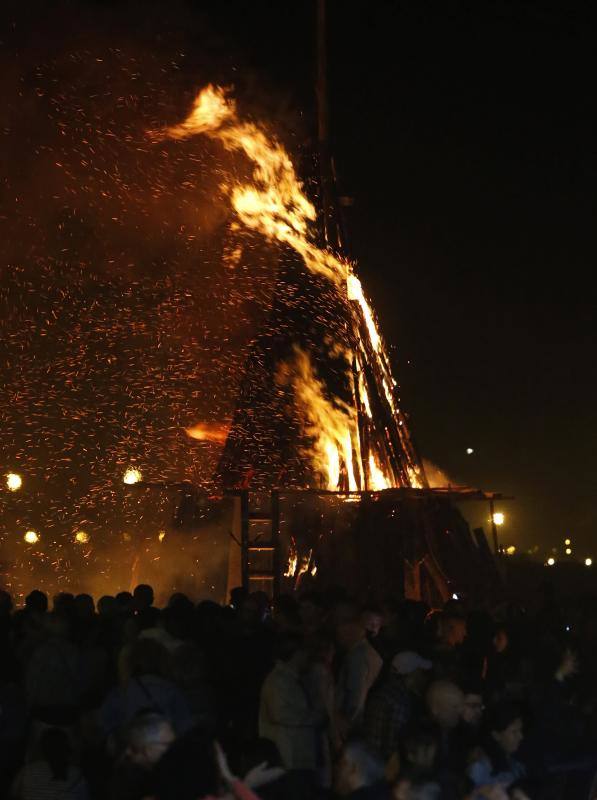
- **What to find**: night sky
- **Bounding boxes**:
[2,0,596,561]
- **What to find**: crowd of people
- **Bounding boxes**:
[0,581,596,799]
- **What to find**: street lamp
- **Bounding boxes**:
[24,530,39,544]
[493,512,505,526]
[6,472,22,491]
[123,468,142,485]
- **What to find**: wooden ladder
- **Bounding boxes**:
[240,490,280,599]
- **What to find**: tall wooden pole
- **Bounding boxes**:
[317,0,336,248]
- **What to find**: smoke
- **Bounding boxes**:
[422,459,454,488]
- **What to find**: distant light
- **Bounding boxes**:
[493,512,505,526]
[123,468,142,485]
[564,538,571,546]
[158,530,166,542]
[565,547,572,555]
[452,593,459,600]
[6,473,22,491]
[466,448,474,455]
[122,531,132,542]
[547,557,556,566]
[506,545,516,555]
[74,530,90,544]
[24,530,39,544]
[585,558,593,567]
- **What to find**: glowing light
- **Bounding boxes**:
[565,547,572,555]
[564,538,571,546]
[466,448,474,455]
[24,530,39,544]
[74,530,90,544]
[492,512,505,526]
[123,468,142,485]
[506,545,516,555]
[5,472,22,491]
[158,530,166,542]
[547,557,555,566]
[185,423,229,444]
[452,593,459,600]
[585,558,592,567]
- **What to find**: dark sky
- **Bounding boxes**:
[205,0,597,554]
[3,0,596,559]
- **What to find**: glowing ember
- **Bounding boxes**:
[5,473,22,492]
[123,468,142,485]
[24,530,39,544]
[185,423,230,444]
[74,530,90,544]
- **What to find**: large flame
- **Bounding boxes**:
[162,85,423,491]
[278,347,359,491]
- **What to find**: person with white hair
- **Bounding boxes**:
[333,739,389,799]
[110,711,176,800]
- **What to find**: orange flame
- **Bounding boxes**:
[185,422,230,445]
[279,347,359,491]
[368,454,391,491]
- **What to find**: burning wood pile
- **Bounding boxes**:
[160,86,427,492]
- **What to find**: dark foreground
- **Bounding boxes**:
[0,581,596,800]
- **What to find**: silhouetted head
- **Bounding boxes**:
[98,595,116,616]
[25,589,48,614]
[116,591,134,612]
[0,589,13,615]
[75,593,95,619]
[134,584,155,611]
[53,592,75,615]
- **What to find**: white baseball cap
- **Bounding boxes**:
[391,651,432,675]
